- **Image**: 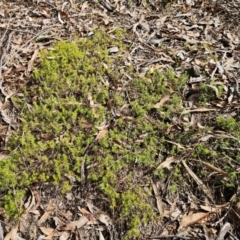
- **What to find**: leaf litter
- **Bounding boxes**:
[1,0,240,239]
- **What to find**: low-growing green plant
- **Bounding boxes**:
[1,24,240,237]
[3,189,26,219]
[216,116,237,131]
[217,85,224,98]
[196,84,216,104]
[0,28,190,237]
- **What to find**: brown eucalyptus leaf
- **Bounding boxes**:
[38,201,55,225]
[27,49,39,73]
[179,212,210,230]
[182,160,214,201]
[156,156,177,170]
[99,231,105,240]
[154,95,170,108]
[97,213,113,227]
[197,160,230,178]
[60,216,89,231]
[59,232,70,240]
[39,227,55,236]
[182,108,217,114]
[96,128,108,141]
[4,222,19,240]
[151,180,164,216]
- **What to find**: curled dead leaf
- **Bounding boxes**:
[96,128,108,141]
[4,222,19,240]
[60,216,89,231]
[153,95,170,108]
[39,227,55,236]
[156,156,177,170]
[97,213,113,227]
[179,212,210,230]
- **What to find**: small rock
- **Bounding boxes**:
[189,65,201,77]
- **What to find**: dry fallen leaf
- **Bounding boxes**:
[199,134,214,142]
[99,231,105,240]
[87,94,99,117]
[27,49,39,73]
[79,208,92,216]
[40,7,51,18]
[196,160,229,178]
[223,57,240,72]
[24,189,35,212]
[79,207,97,223]
[153,95,170,108]
[38,201,55,225]
[60,216,89,231]
[81,1,89,12]
[200,203,228,213]
[53,217,65,227]
[151,180,164,216]
[156,156,177,170]
[4,222,19,240]
[39,227,55,236]
[0,222,3,240]
[179,212,210,230]
[216,222,232,240]
[59,232,70,240]
[97,213,113,227]
[86,201,113,226]
[165,140,185,149]
[182,160,214,202]
[95,127,108,141]
[181,107,217,114]
[44,229,59,240]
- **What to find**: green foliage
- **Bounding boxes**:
[197,84,216,104]
[196,144,217,158]
[0,28,189,237]
[4,189,26,219]
[216,116,237,131]
[217,85,224,98]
